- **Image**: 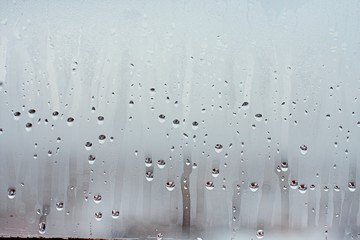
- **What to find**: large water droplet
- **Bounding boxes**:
[85,142,92,151]
[93,194,102,203]
[348,181,356,192]
[98,134,106,144]
[39,221,46,234]
[249,182,259,192]
[66,117,74,126]
[157,159,166,169]
[25,122,32,132]
[214,144,223,153]
[172,119,180,128]
[298,184,307,194]
[166,181,175,191]
[28,109,36,118]
[145,157,152,167]
[145,171,154,181]
[52,111,59,120]
[97,116,104,125]
[95,211,102,221]
[255,113,263,121]
[192,121,199,130]
[290,180,298,189]
[88,155,96,164]
[13,111,21,120]
[8,187,16,199]
[212,168,219,177]
[300,145,308,154]
[256,229,264,239]
[205,181,214,190]
[56,202,64,211]
[158,114,166,123]
[281,161,288,172]
[111,210,120,219]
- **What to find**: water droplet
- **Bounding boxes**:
[158,114,166,123]
[28,109,36,118]
[166,181,175,191]
[157,233,163,240]
[256,229,264,239]
[145,171,154,181]
[157,160,166,169]
[13,111,21,120]
[205,181,214,190]
[66,117,74,126]
[334,185,340,192]
[8,187,16,199]
[111,210,120,219]
[212,168,219,177]
[214,144,223,153]
[172,119,180,128]
[145,157,152,167]
[281,161,288,172]
[52,111,59,120]
[298,184,307,194]
[192,121,199,130]
[56,202,64,211]
[85,142,92,151]
[98,134,106,144]
[93,194,102,204]
[39,221,46,234]
[249,182,259,192]
[290,180,298,189]
[97,116,104,125]
[95,211,102,221]
[255,113,263,121]
[309,184,316,190]
[348,181,356,192]
[88,155,96,164]
[25,122,32,132]
[300,145,308,154]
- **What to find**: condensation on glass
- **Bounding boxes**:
[0,1,360,239]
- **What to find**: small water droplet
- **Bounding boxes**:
[95,211,102,221]
[111,210,120,219]
[214,144,223,153]
[56,202,64,211]
[8,187,16,199]
[166,181,175,191]
[300,145,308,154]
[249,182,259,192]
[205,181,214,190]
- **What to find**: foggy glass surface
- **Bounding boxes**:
[0,1,360,239]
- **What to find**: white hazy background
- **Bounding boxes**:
[0,0,360,239]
